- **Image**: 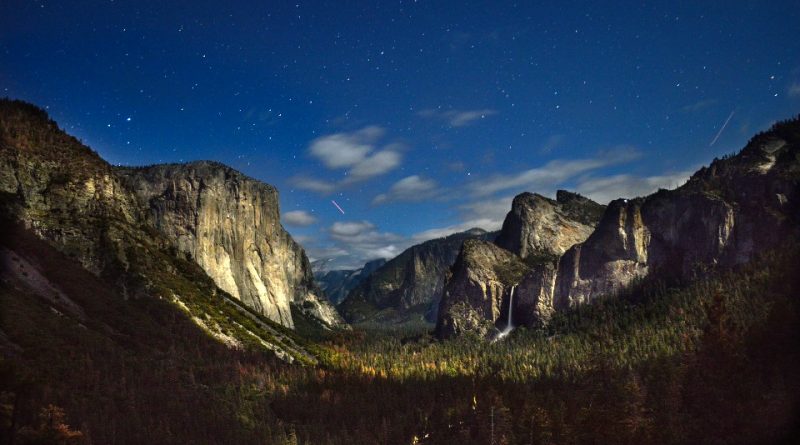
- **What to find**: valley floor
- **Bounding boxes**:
[2,243,800,445]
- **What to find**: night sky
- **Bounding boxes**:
[2,1,799,269]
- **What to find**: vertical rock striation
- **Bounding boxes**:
[435,239,529,338]
[116,162,343,328]
[436,117,800,338]
[495,191,605,258]
[0,100,343,332]
[436,192,604,338]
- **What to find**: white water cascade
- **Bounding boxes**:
[495,285,516,340]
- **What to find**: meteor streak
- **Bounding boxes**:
[331,200,345,215]
[709,110,735,147]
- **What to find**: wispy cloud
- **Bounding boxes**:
[409,195,512,243]
[297,142,697,269]
[290,177,337,194]
[347,148,402,181]
[282,210,317,226]
[418,108,498,127]
[295,126,403,194]
[574,171,693,204]
[310,126,383,168]
[325,220,406,267]
[409,166,693,244]
[372,175,439,205]
[469,147,640,197]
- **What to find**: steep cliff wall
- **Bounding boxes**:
[435,239,530,338]
[0,100,145,280]
[0,99,322,360]
[436,117,800,338]
[437,190,605,338]
[116,162,343,329]
[495,190,605,258]
[339,228,495,323]
[550,129,797,312]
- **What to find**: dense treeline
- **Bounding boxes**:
[2,229,799,444]
[269,246,800,444]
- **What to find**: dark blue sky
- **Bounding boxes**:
[2,0,799,268]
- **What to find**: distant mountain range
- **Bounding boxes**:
[337,228,497,324]
[313,258,386,305]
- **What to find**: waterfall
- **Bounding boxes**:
[495,285,516,340]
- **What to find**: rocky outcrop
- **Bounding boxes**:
[314,258,386,305]
[339,228,496,323]
[495,191,605,258]
[115,162,343,329]
[0,99,341,343]
[0,100,145,280]
[436,191,604,338]
[436,116,800,338]
[435,239,529,338]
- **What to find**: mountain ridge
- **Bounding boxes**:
[0,99,340,343]
[436,115,800,338]
[339,228,497,324]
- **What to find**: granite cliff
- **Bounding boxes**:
[116,162,343,328]
[495,190,605,258]
[436,117,800,338]
[436,192,604,337]
[0,100,339,359]
[340,228,496,324]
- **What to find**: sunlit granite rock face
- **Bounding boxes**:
[116,162,343,329]
[0,100,327,361]
[435,239,529,338]
[495,191,605,258]
[436,191,605,338]
[437,118,800,338]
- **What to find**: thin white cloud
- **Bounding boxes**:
[410,219,499,244]
[410,167,692,244]
[347,149,402,180]
[283,210,317,227]
[575,171,693,204]
[309,126,384,168]
[297,126,404,194]
[418,108,498,127]
[409,195,513,243]
[469,148,640,197]
[330,221,377,238]
[320,220,407,268]
[373,175,439,204]
[290,176,337,194]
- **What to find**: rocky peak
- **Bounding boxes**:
[435,115,800,338]
[495,191,605,259]
[339,228,496,323]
